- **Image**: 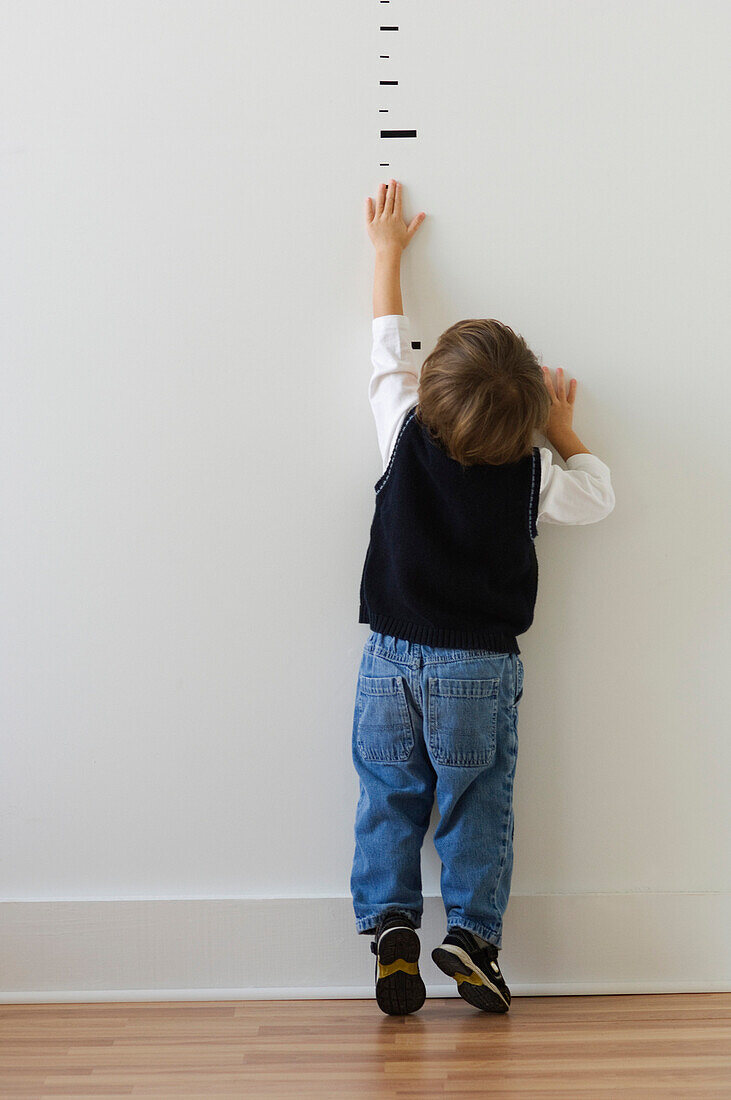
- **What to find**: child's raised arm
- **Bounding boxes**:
[365,179,425,319]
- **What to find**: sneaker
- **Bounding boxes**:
[431,927,511,1013]
[369,910,426,1015]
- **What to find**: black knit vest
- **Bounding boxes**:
[358,404,541,653]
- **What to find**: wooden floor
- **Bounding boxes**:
[0,994,729,1098]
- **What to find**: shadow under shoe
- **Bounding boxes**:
[370,911,426,1016]
[431,927,511,1013]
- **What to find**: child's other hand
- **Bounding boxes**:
[365,179,425,253]
[542,365,578,439]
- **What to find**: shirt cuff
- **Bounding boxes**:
[565,452,612,479]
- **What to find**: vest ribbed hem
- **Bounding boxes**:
[360,607,520,654]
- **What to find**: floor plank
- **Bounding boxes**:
[0,993,728,1098]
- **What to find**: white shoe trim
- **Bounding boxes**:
[377,925,415,947]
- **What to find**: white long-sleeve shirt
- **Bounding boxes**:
[369,314,615,525]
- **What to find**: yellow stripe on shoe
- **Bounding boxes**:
[378,959,419,979]
[454,969,484,986]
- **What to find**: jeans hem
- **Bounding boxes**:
[448,917,502,950]
[355,907,422,934]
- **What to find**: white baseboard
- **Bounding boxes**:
[1,892,728,1002]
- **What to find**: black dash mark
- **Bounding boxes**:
[380,55,389,58]
[380,163,390,166]
[380,26,398,31]
[411,341,421,350]
[381,129,416,138]
[379,109,389,113]
[379,80,398,85]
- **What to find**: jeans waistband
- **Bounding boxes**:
[365,631,513,669]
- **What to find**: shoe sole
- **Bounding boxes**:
[431,944,510,1013]
[375,926,426,1016]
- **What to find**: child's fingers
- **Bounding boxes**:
[544,365,578,406]
[407,212,425,238]
[385,178,396,215]
[394,180,402,218]
[374,182,387,217]
[365,196,374,223]
[541,365,555,397]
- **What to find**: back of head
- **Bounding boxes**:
[416,319,550,466]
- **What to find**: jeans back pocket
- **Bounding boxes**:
[355,674,415,763]
[427,676,499,767]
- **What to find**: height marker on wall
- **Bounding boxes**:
[378,17,417,165]
[378,5,420,352]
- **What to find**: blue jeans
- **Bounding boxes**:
[350,631,524,949]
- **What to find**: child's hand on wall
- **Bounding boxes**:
[542,365,577,439]
[365,179,425,254]
[541,365,592,460]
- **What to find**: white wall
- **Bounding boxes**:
[1,1,729,995]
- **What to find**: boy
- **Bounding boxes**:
[351,180,615,1015]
